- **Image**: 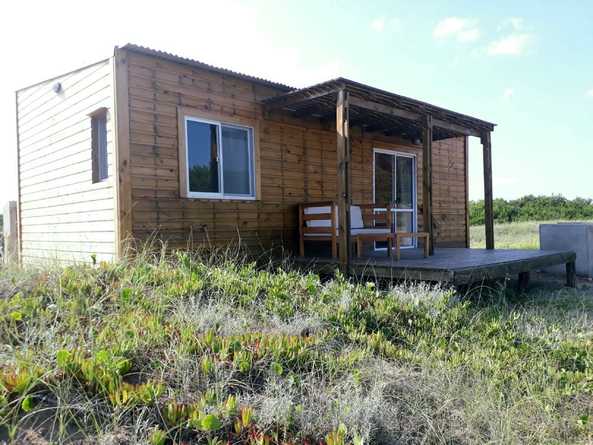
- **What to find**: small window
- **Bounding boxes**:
[91,109,108,183]
[184,116,255,199]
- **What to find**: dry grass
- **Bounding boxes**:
[470,220,593,249]
[1,249,593,444]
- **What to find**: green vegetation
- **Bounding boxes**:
[1,251,593,443]
[471,220,542,249]
[471,220,593,250]
[470,195,593,226]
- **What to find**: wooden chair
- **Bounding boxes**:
[298,201,338,258]
[352,204,393,257]
[298,202,394,258]
[394,231,430,261]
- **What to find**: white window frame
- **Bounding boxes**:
[184,116,256,200]
[372,148,418,250]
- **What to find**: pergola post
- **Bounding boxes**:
[422,114,435,255]
[481,131,494,249]
[336,89,352,273]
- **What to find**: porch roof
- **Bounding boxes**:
[262,77,496,141]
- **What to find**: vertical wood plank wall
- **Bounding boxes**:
[125,52,468,252]
[16,60,117,263]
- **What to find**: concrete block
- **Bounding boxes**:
[540,223,593,277]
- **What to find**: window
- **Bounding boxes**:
[184,116,255,199]
[91,109,108,183]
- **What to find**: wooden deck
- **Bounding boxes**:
[295,248,577,286]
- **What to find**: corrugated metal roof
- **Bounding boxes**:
[122,43,294,91]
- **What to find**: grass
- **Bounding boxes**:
[1,248,593,444]
[471,220,593,249]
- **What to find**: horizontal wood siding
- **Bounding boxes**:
[17,59,117,263]
[126,52,467,252]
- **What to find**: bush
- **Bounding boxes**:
[470,195,593,225]
[0,251,592,443]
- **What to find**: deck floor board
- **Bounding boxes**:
[295,248,576,285]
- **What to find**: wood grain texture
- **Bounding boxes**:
[113,48,133,257]
[123,50,470,252]
[17,58,116,264]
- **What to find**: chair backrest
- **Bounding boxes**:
[304,205,335,229]
[302,203,365,232]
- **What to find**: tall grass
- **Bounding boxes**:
[1,247,592,444]
[471,220,593,249]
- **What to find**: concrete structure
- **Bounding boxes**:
[540,223,593,278]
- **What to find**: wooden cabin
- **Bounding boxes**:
[14,44,576,286]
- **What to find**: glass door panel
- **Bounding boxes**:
[374,152,395,205]
[396,156,414,209]
[396,212,414,246]
[373,150,416,251]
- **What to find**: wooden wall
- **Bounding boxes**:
[124,50,469,252]
[16,59,117,263]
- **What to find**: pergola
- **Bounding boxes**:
[263,78,496,272]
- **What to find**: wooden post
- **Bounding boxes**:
[336,89,351,273]
[3,201,18,264]
[113,47,133,258]
[566,261,576,288]
[481,131,494,250]
[422,114,434,255]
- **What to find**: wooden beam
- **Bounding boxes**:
[264,88,339,110]
[464,136,470,248]
[349,96,420,121]
[113,47,133,258]
[349,95,483,137]
[422,114,435,255]
[481,131,494,250]
[336,89,352,273]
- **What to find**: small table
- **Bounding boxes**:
[394,232,430,261]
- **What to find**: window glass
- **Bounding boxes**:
[396,156,413,209]
[221,125,252,196]
[92,111,108,183]
[187,120,220,194]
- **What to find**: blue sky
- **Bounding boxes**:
[0,0,591,203]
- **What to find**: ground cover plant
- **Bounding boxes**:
[1,249,593,444]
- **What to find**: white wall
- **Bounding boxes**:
[17,59,117,263]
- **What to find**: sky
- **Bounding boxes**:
[0,0,592,204]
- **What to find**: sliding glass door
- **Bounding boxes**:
[373,149,417,249]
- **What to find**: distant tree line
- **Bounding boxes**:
[469,195,593,225]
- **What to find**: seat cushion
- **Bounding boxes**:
[350,206,364,229]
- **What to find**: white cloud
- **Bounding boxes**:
[503,88,514,100]
[370,16,401,33]
[370,17,385,32]
[587,88,593,98]
[488,33,532,56]
[499,17,524,31]
[433,17,480,43]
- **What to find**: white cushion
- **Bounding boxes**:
[350,206,364,229]
[304,205,366,229]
